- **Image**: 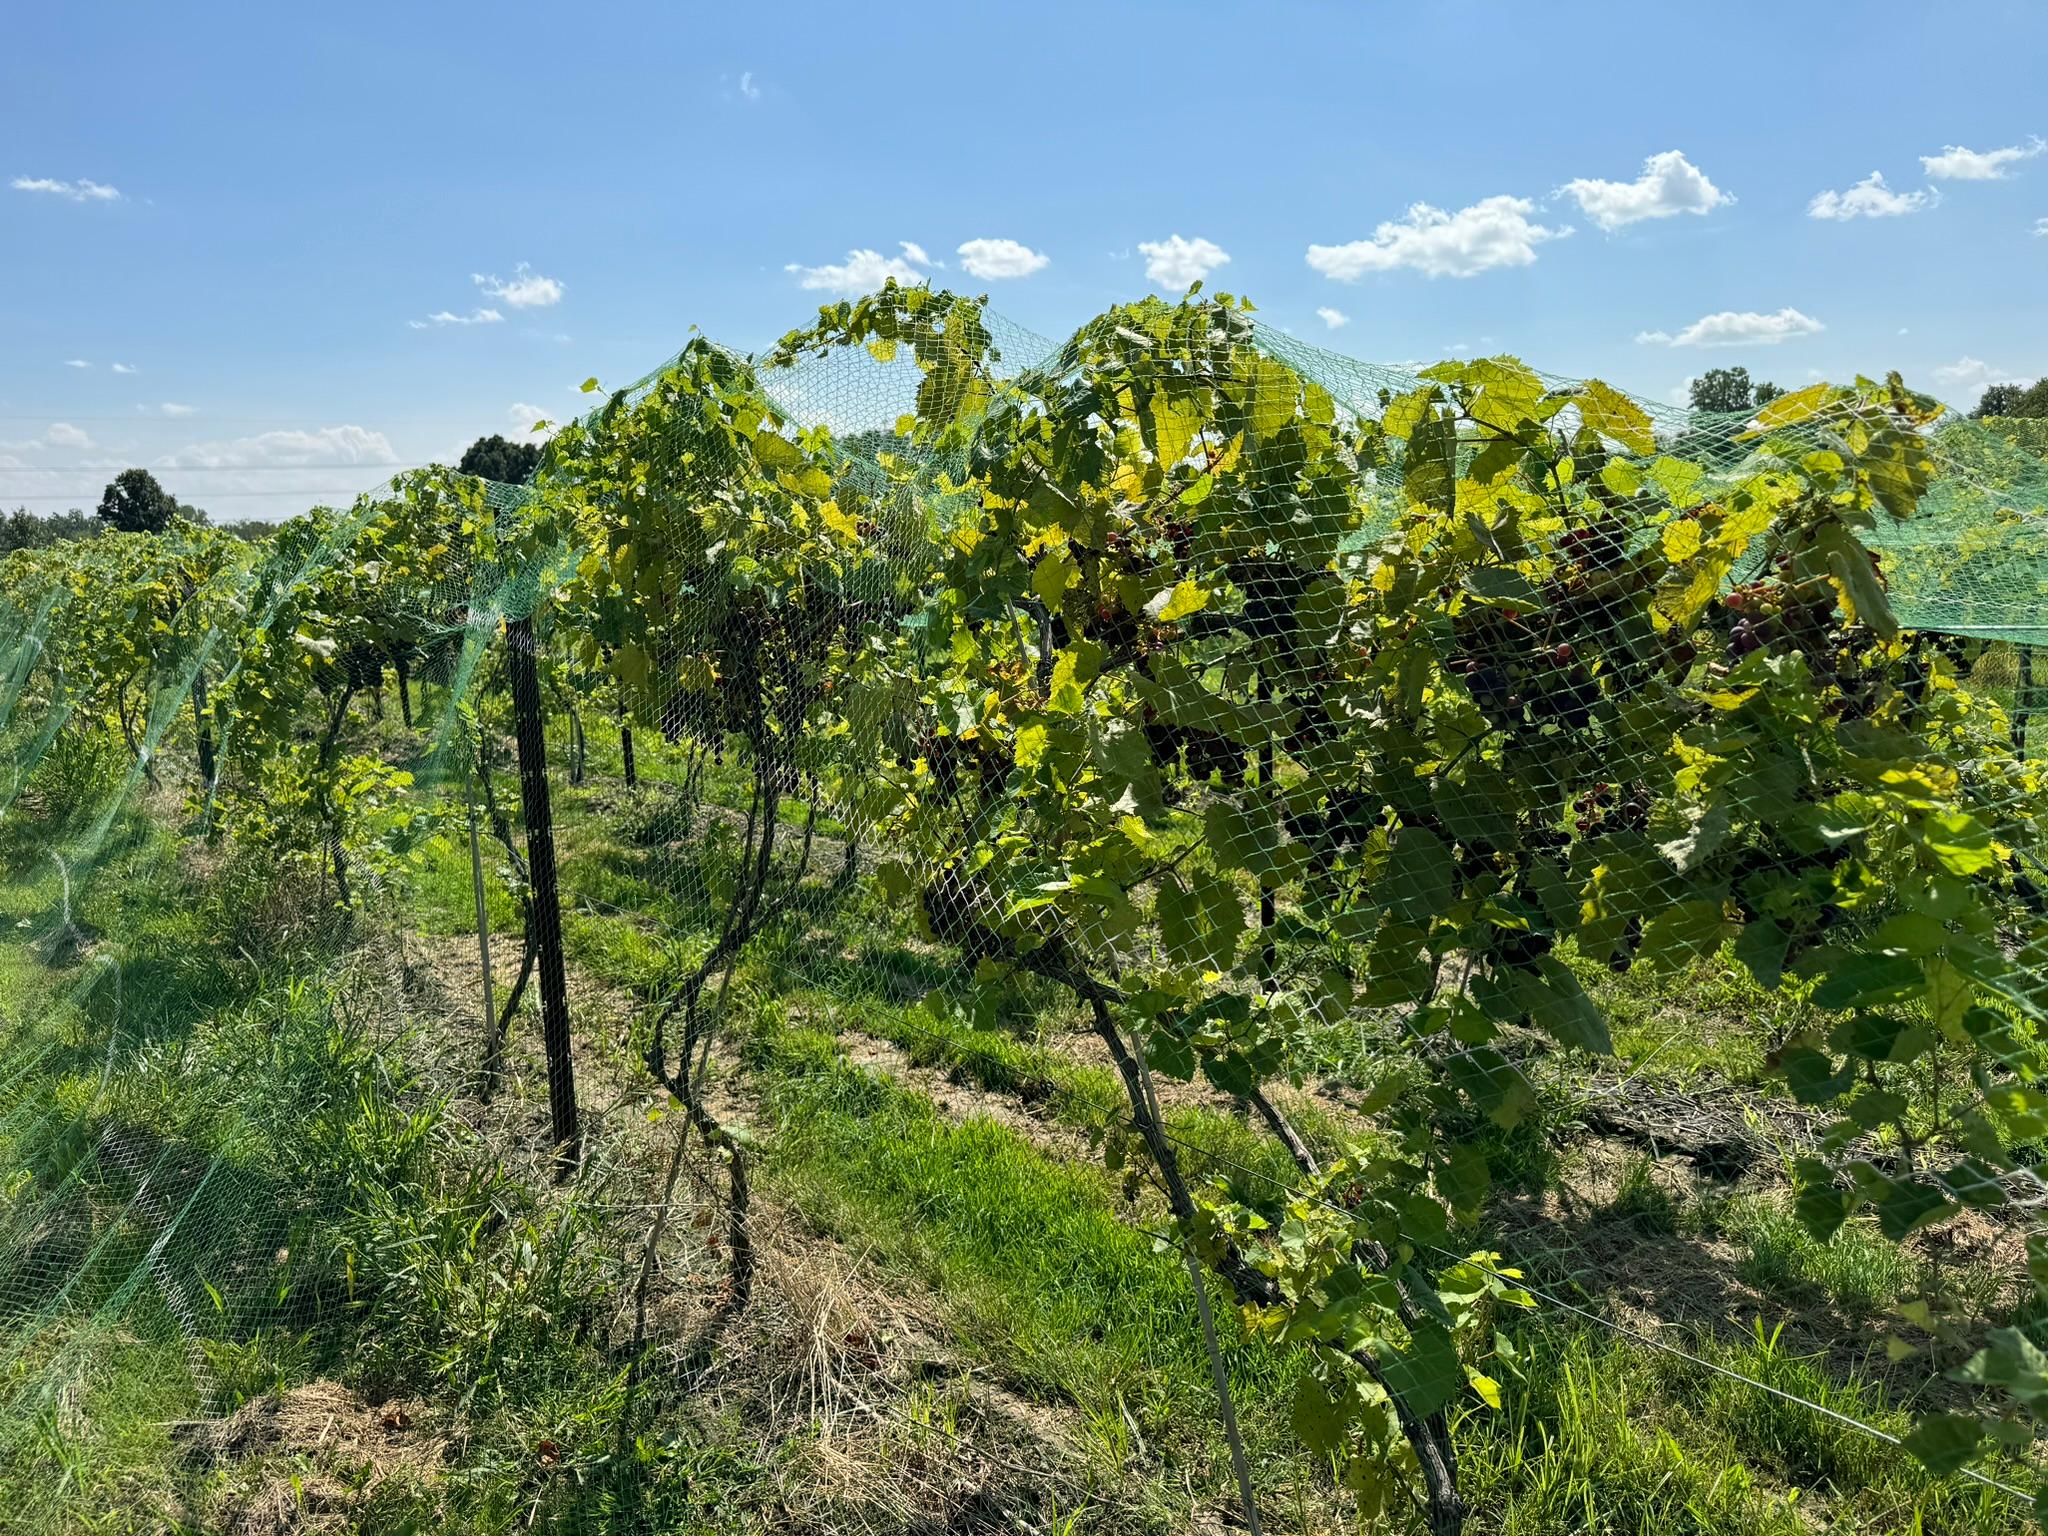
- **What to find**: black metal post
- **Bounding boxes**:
[506,614,580,1174]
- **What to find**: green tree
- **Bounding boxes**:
[95,468,186,533]
[1686,370,1781,418]
[457,433,542,484]
[1689,367,1755,414]
[1974,382,2028,418]
[0,507,98,551]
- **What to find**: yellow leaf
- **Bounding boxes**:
[1741,381,1834,437]
[1146,580,1208,623]
[1661,520,1703,564]
[821,500,861,544]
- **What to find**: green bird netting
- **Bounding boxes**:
[4,285,2048,1534]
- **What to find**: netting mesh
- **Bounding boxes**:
[6,285,2048,1533]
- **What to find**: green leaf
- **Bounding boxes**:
[1637,900,1731,973]
[1406,411,1457,515]
[1780,1046,1852,1104]
[1811,518,1896,640]
[1923,810,1996,876]
[1813,952,1924,1012]
[1445,1047,1537,1128]
[1733,918,1791,990]
[1436,1143,1490,1220]
[1359,921,1435,1006]
[1384,826,1453,925]
[1145,1027,1197,1082]
[1873,1176,1955,1241]
[1433,761,1517,848]
[1954,1327,2048,1413]
[1159,874,1245,974]
[1382,1322,1462,1419]
[1291,1375,1346,1458]
[1205,798,1307,888]
[1901,1413,1982,1476]
[1793,1159,1851,1243]
[1514,957,1612,1054]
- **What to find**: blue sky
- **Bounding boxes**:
[4,1,2045,519]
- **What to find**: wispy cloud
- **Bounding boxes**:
[409,307,504,330]
[785,242,932,294]
[1808,171,1939,220]
[45,423,92,448]
[1316,306,1350,330]
[111,361,138,375]
[1636,307,1824,347]
[158,403,196,417]
[1555,150,1732,231]
[739,70,760,100]
[160,425,397,470]
[1138,234,1230,289]
[12,176,120,203]
[1308,196,1567,280]
[1921,137,2045,181]
[472,262,564,309]
[63,359,90,369]
[956,237,1049,279]
[1931,356,2031,394]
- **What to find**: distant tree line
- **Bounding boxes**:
[1976,380,2048,419]
[5,435,544,554]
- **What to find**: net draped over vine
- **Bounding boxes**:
[5,283,2048,1533]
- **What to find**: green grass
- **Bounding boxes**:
[1713,1195,1923,1321]
[0,715,2036,1535]
[1458,1320,2030,1535]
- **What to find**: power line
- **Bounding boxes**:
[0,489,375,503]
[0,464,432,474]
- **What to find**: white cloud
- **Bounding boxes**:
[2035,217,2048,237]
[64,359,90,369]
[739,70,760,100]
[1921,137,2045,180]
[472,262,564,309]
[1635,307,1824,348]
[45,423,92,448]
[158,403,196,417]
[12,176,120,203]
[409,307,504,329]
[1307,196,1568,280]
[0,456,22,470]
[111,361,138,374]
[1138,234,1230,289]
[955,237,1049,280]
[160,425,398,470]
[785,242,932,294]
[1930,356,2032,395]
[508,402,554,440]
[1807,171,1939,220]
[1555,150,1732,231]
[1316,306,1351,330]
